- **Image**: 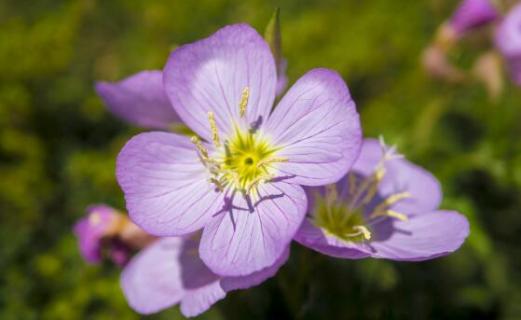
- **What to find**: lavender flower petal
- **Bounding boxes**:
[73,205,118,263]
[96,71,178,129]
[163,24,277,141]
[369,210,469,261]
[116,132,224,236]
[449,0,498,36]
[353,139,442,214]
[264,68,362,186]
[122,236,289,317]
[199,182,306,276]
[120,237,209,315]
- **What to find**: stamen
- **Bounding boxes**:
[353,225,372,240]
[239,87,250,117]
[207,112,221,147]
[370,192,411,219]
[348,172,357,192]
[325,184,338,206]
[191,136,209,161]
[385,210,408,221]
[208,177,225,191]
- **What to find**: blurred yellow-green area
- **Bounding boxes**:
[1,0,521,319]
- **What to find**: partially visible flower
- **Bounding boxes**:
[96,71,180,129]
[116,24,361,276]
[121,236,288,318]
[421,45,466,82]
[448,0,498,37]
[74,204,155,266]
[295,138,469,261]
[495,3,521,86]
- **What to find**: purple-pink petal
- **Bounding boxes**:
[116,132,224,236]
[353,139,442,214]
[121,236,289,317]
[96,70,178,129]
[73,205,119,263]
[121,237,212,315]
[199,182,306,276]
[369,210,469,261]
[163,24,277,141]
[449,0,498,36]
[264,68,362,186]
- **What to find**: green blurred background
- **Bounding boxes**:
[1,0,521,319]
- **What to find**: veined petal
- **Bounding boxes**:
[116,132,224,236]
[120,238,185,314]
[264,68,362,186]
[199,182,306,276]
[220,247,289,291]
[96,71,178,129]
[163,24,277,140]
[353,139,442,214]
[370,210,469,261]
[180,281,226,318]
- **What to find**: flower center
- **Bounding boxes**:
[312,139,411,243]
[191,87,286,194]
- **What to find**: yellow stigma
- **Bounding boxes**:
[191,87,285,195]
[239,87,249,118]
[353,225,372,240]
[207,111,221,147]
[218,129,281,192]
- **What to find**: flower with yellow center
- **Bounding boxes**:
[116,23,362,276]
[296,138,469,261]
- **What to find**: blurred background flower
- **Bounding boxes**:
[2,0,521,319]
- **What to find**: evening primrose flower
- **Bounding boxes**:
[295,138,469,261]
[74,205,154,265]
[116,24,362,276]
[121,236,288,317]
[496,3,521,86]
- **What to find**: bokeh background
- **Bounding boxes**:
[2,0,521,319]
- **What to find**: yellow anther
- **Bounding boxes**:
[207,112,220,147]
[239,87,250,117]
[374,166,386,181]
[353,225,372,240]
[191,136,209,160]
[384,192,411,206]
[208,177,225,192]
[385,210,408,221]
[371,191,411,216]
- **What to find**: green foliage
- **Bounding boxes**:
[1,0,521,319]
